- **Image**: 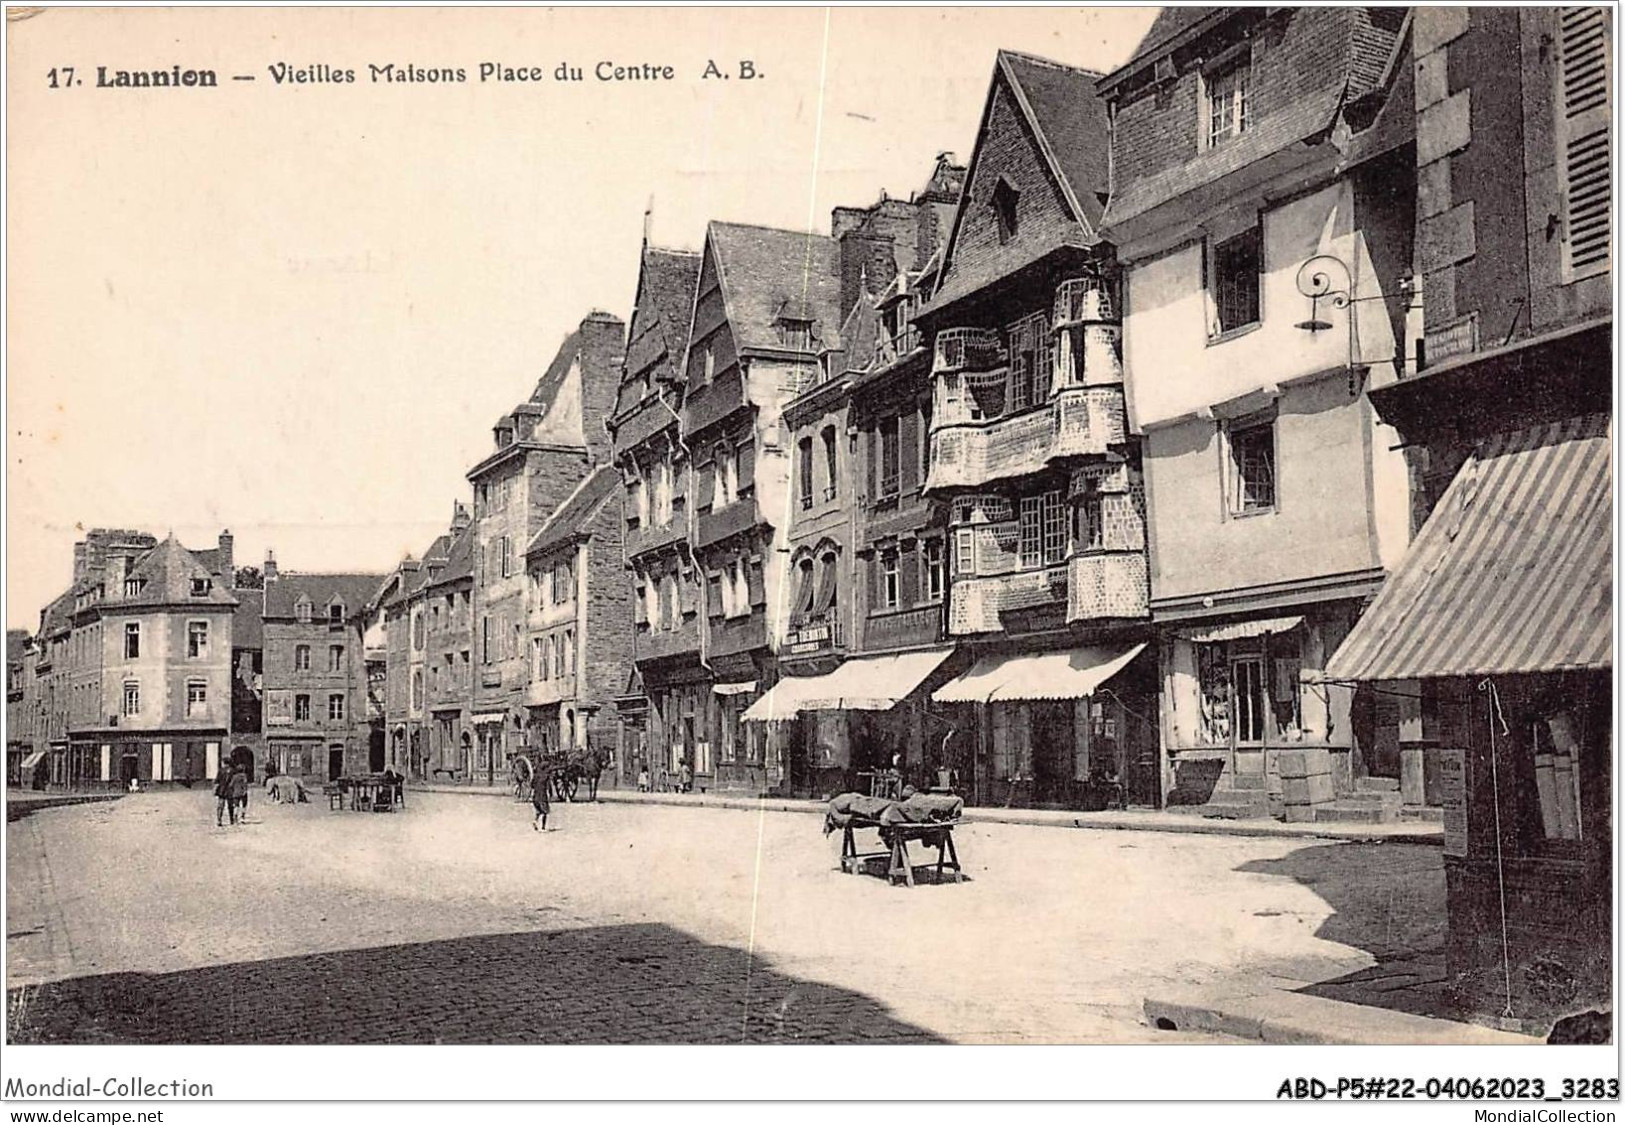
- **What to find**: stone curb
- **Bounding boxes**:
[409,784,1444,844]
[1143,992,1541,1046]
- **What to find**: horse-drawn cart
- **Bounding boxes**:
[824,791,966,887]
[510,746,605,804]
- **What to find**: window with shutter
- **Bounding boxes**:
[1558,6,1613,281]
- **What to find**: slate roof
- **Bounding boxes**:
[427,524,476,589]
[7,629,30,665]
[39,590,75,639]
[263,573,386,620]
[1101,84,1346,232]
[626,246,701,380]
[119,536,239,609]
[1131,6,1224,66]
[707,222,840,354]
[232,595,265,651]
[999,51,1111,230]
[526,464,621,557]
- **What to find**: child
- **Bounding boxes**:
[637,764,650,793]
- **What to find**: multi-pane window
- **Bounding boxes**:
[1210,227,1262,336]
[1228,418,1277,515]
[122,681,140,716]
[923,539,945,602]
[955,528,976,576]
[329,603,344,624]
[295,694,311,722]
[187,681,208,718]
[187,621,209,660]
[296,600,312,623]
[1205,59,1250,147]
[1007,313,1051,410]
[798,436,815,509]
[880,549,900,610]
[328,694,346,721]
[125,622,140,659]
[1232,657,1266,743]
[329,644,344,672]
[1018,492,1066,569]
[124,577,143,597]
[295,644,311,671]
[877,416,900,498]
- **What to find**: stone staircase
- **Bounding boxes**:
[1184,772,1273,820]
[1312,776,1402,824]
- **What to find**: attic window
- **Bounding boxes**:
[296,599,312,623]
[123,578,144,597]
[991,179,1020,244]
[329,603,345,624]
[777,317,814,350]
[1204,54,1251,148]
[190,577,212,597]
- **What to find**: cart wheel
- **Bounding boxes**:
[563,773,580,802]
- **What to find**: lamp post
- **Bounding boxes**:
[1294,253,1363,395]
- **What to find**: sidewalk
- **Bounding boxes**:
[1143,986,1540,1045]
[409,782,1443,844]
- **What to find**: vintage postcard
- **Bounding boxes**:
[3,2,1616,1108]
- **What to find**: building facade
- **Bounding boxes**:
[914,51,1158,810]
[1324,6,1612,1027]
[522,464,635,787]
[1099,7,1417,818]
[466,310,624,785]
[260,563,383,783]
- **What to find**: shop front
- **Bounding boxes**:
[931,642,1157,808]
[741,647,955,799]
[1323,414,1612,1028]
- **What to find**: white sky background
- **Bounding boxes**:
[5,6,1158,630]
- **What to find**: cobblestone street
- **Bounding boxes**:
[7,789,1446,1044]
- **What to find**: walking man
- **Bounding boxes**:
[531,753,551,832]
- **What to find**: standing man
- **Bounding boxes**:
[214,763,233,827]
[228,763,249,826]
[531,752,552,832]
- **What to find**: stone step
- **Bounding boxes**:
[1337,790,1403,807]
[1197,789,1273,819]
[1356,776,1400,792]
[1314,801,1399,824]
[1228,774,1269,791]
[1400,805,1445,824]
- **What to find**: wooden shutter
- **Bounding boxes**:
[899,412,920,493]
[1558,7,1613,280]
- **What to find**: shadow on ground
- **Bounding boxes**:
[1237,841,1464,1021]
[6,922,943,1045]
[6,794,123,823]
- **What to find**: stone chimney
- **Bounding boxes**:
[837,230,899,324]
[263,549,278,581]
[217,530,235,588]
[72,540,88,582]
[108,554,129,599]
[451,500,472,535]
[579,309,627,465]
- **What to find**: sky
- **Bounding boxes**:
[5,5,1160,629]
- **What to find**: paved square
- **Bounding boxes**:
[7,790,1445,1043]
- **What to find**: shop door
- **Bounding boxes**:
[119,752,138,784]
[1031,701,1074,806]
[328,746,344,781]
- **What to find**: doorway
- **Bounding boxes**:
[328,746,344,781]
[119,752,138,785]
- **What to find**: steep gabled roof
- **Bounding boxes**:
[924,49,1111,314]
[526,464,620,558]
[39,590,75,639]
[427,523,476,589]
[264,573,386,620]
[232,594,265,651]
[626,246,701,379]
[119,536,239,608]
[706,222,841,354]
[7,629,30,665]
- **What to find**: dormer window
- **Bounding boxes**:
[123,578,144,597]
[329,603,345,625]
[295,598,312,624]
[190,577,212,597]
[991,179,1020,244]
[1203,54,1251,148]
[776,317,814,350]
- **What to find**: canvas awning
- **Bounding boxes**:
[1178,616,1304,644]
[1324,414,1611,682]
[20,749,45,770]
[742,647,954,722]
[470,712,506,727]
[933,643,1146,704]
[713,680,757,696]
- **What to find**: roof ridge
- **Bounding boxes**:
[645,244,701,258]
[998,47,1105,79]
[709,218,833,241]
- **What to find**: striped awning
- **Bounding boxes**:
[1178,616,1304,644]
[1325,414,1611,682]
[742,648,954,722]
[933,643,1145,704]
[20,749,45,770]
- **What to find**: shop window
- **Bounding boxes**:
[1207,226,1262,337]
[1227,416,1276,516]
[1231,656,1266,744]
[1196,644,1232,745]
[990,703,1033,780]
